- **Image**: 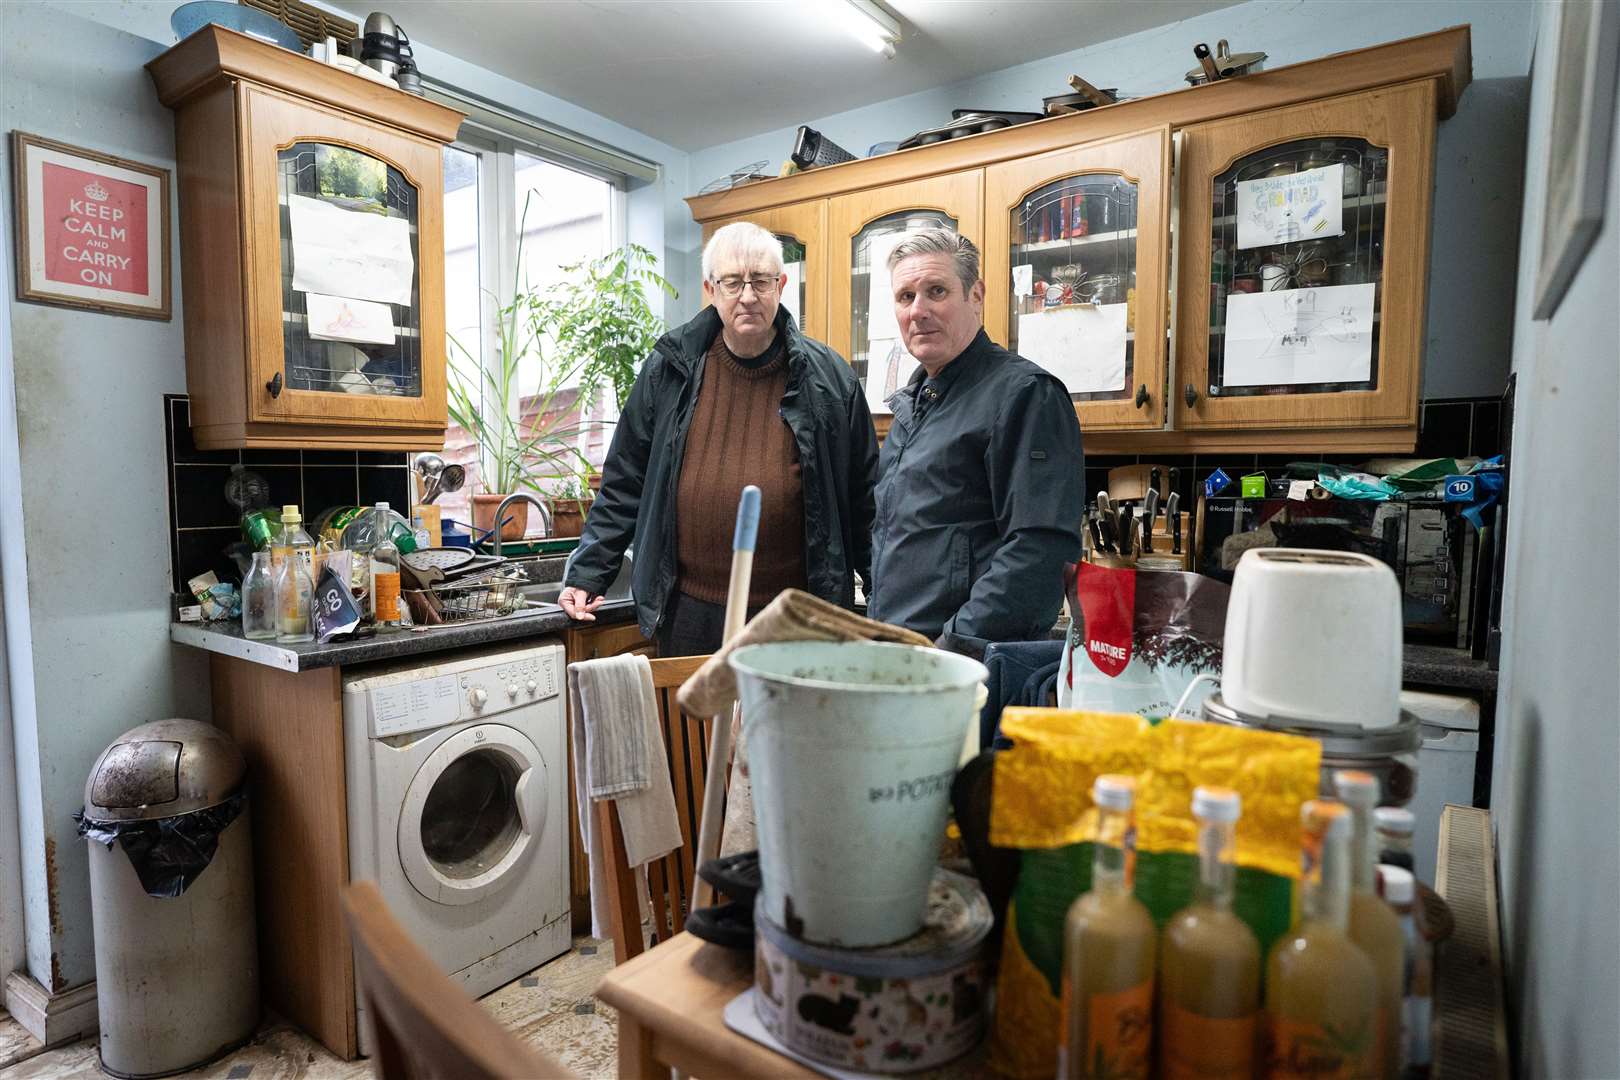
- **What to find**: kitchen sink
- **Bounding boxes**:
[514,560,631,611]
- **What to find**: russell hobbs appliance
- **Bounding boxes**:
[343,640,570,1044]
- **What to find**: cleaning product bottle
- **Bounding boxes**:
[241,551,276,640]
[1334,770,1405,1079]
[1060,774,1155,1080]
[1381,865,1431,1078]
[369,502,402,632]
[272,505,315,643]
[1159,786,1260,1080]
[1375,806,1416,873]
[1264,799,1378,1079]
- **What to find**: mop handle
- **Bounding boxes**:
[693,486,760,911]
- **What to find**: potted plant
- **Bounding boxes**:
[447,197,591,544]
[535,243,677,409]
[547,473,593,539]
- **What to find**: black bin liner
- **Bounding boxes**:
[76,790,248,899]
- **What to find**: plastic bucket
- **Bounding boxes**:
[729,641,988,948]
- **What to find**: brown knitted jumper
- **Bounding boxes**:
[674,331,807,606]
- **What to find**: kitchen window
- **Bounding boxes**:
[439,129,625,530]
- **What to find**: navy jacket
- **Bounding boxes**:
[867,330,1084,645]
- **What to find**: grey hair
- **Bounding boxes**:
[885,226,980,293]
[702,221,785,280]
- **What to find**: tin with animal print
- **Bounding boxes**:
[752,868,992,1073]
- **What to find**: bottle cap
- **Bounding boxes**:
[1301,798,1351,840]
[1332,769,1378,807]
[1192,786,1241,823]
[375,501,390,511]
[1093,774,1135,812]
[282,504,301,523]
[1374,806,1415,836]
[1380,864,1414,903]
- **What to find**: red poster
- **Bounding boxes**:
[40,162,149,295]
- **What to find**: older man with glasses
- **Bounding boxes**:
[561,222,879,656]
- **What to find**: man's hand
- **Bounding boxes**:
[559,587,605,622]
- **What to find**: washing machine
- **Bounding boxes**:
[343,639,570,1044]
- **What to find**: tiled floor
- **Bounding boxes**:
[0,938,616,1079]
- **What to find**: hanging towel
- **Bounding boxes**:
[567,654,683,939]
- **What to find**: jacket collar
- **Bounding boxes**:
[890,328,992,420]
[662,306,805,376]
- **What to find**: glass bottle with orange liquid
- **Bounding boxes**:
[1158,786,1260,1080]
[1060,775,1155,1080]
[1264,799,1379,1080]
[1334,770,1405,1079]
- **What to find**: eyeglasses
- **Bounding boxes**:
[711,274,779,299]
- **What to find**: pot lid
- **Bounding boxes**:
[84,718,246,821]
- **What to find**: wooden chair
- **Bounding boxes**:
[341,881,577,1079]
[592,655,723,965]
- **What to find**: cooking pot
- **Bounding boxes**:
[1185,39,1267,85]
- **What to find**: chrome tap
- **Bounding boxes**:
[490,492,551,556]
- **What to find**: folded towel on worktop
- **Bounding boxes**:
[567,654,683,938]
[676,588,932,717]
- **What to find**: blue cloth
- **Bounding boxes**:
[978,639,1064,750]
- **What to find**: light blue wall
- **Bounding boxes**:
[0,0,695,995]
[686,0,1535,400]
[1490,2,1620,1076]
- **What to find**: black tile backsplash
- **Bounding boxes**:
[164,395,410,591]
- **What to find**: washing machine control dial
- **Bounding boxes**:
[526,679,538,696]
[507,683,519,698]
[467,686,488,710]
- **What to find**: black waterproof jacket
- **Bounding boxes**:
[564,306,879,638]
[867,330,1085,646]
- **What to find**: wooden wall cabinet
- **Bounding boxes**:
[148,26,464,450]
[686,28,1471,455]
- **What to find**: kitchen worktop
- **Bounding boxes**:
[171,599,639,672]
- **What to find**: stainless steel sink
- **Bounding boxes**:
[515,565,631,611]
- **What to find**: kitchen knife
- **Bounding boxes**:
[1087,510,1105,556]
[1119,504,1134,557]
[1142,488,1159,553]
[1150,467,1162,505]
[1166,491,1182,554]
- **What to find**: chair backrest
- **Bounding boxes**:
[596,654,719,964]
[342,880,576,1080]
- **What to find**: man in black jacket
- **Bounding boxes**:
[560,223,879,655]
[867,227,1085,650]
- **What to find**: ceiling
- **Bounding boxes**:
[335,1,1239,151]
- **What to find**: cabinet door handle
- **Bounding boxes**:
[1184,383,1199,408]
[1134,384,1150,409]
[266,372,283,399]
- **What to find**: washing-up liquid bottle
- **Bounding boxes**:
[1264,799,1378,1079]
[273,505,315,643]
[1334,770,1405,1080]
[1159,786,1260,1080]
[1060,774,1155,1080]
[369,502,402,632]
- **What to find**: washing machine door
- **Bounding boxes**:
[397,722,548,906]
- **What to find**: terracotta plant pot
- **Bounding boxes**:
[548,497,591,539]
[471,493,529,542]
[587,473,602,495]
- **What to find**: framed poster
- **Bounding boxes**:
[1532,0,1620,320]
[11,131,171,320]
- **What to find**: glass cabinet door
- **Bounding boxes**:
[705,200,828,340]
[984,128,1171,430]
[828,170,983,428]
[242,86,447,430]
[1176,83,1435,432]
[277,142,422,399]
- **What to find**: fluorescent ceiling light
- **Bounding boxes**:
[835,0,901,58]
